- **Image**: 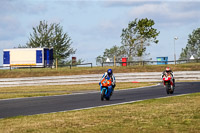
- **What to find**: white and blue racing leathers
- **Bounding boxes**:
[99,72,116,90]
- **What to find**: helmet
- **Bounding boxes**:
[166,67,171,72]
[107,69,113,76]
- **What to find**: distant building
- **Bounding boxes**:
[106,58,111,62]
[190,55,195,60]
[3,48,53,67]
[156,57,168,65]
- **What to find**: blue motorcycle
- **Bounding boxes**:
[100,77,113,101]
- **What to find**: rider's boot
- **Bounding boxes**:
[173,79,175,89]
[110,87,114,96]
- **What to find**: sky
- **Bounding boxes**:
[0,0,200,66]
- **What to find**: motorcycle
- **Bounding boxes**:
[162,73,174,94]
[100,77,113,101]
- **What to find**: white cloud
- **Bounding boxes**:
[0,40,14,48]
[128,2,200,27]
[177,1,200,11]
[0,0,49,41]
[99,21,115,31]
[130,3,169,15]
[102,0,158,7]
[0,0,47,15]
[0,16,25,40]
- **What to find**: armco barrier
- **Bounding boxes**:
[102,59,200,67]
[0,71,199,87]
[0,63,92,70]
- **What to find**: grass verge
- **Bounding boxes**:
[0,93,200,133]
[0,82,157,99]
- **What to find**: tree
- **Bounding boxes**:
[96,55,106,66]
[103,45,121,61]
[24,20,76,64]
[96,45,126,65]
[121,18,160,61]
[179,28,200,60]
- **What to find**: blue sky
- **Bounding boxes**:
[0,0,200,66]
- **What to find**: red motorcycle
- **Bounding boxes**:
[163,73,174,94]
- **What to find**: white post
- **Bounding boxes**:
[174,37,178,65]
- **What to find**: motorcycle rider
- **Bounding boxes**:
[161,67,175,88]
[99,69,116,95]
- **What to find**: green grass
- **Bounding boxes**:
[0,93,200,133]
[0,63,200,78]
[0,82,156,99]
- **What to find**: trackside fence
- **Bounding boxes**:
[101,59,200,67]
[0,63,92,70]
[58,63,93,69]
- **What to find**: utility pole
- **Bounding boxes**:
[114,56,116,66]
[174,37,178,65]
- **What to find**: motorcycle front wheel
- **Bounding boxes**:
[170,85,174,94]
[166,85,170,94]
[101,89,105,101]
[105,97,110,101]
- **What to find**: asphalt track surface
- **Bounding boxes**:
[0,82,200,119]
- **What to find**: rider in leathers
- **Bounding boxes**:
[99,69,116,95]
[161,67,175,88]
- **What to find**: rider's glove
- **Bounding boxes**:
[112,82,115,86]
[99,82,101,86]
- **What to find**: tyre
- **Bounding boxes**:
[166,85,170,94]
[106,97,110,101]
[101,89,105,101]
[170,85,174,94]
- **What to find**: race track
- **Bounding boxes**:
[0,82,200,119]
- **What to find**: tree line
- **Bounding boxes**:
[19,19,199,65]
[96,18,160,65]
[179,28,200,60]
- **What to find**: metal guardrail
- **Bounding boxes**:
[58,63,92,69]
[0,63,93,70]
[101,59,200,67]
[0,65,53,70]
